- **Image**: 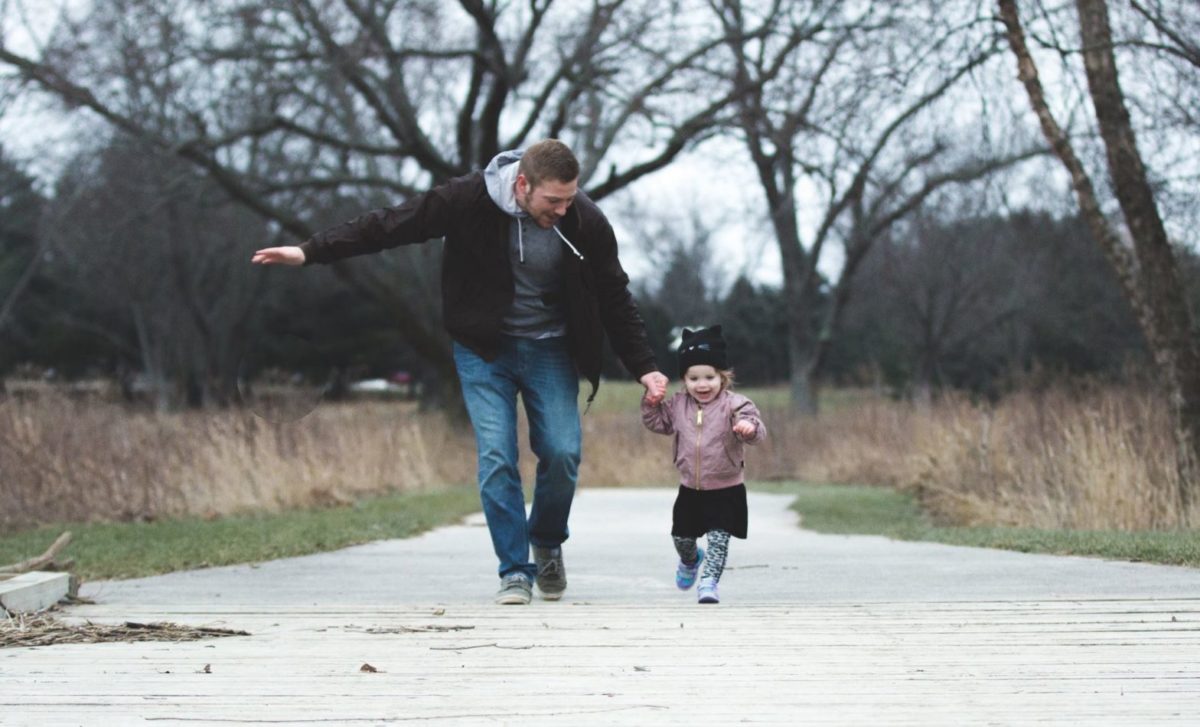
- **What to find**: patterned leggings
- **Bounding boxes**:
[673,530,731,583]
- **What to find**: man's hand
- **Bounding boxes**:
[251,246,306,266]
[733,420,757,438]
[640,371,668,405]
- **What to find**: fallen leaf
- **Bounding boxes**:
[360,663,379,673]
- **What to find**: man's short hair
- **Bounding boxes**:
[519,139,580,188]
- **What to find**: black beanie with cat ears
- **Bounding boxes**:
[678,325,728,377]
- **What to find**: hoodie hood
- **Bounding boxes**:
[483,147,586,264]
[484,149,526,217]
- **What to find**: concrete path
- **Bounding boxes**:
[75,488,1200,606]
[4,488,1200,725]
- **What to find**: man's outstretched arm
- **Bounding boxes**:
[253,182,456,268]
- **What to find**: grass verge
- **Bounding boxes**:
[757,482,1200,568]
[0,486,481,581]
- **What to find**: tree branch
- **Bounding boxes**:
[1129,0,1200,70]
[997,0,1152,329]
[0,532,72,574]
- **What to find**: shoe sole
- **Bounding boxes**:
[538,588,565,601]
[698,596,719,604]
[496,590,535,607]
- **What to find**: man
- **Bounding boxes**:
[252,139,669,604]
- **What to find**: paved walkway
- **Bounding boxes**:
[4,489,1200,725]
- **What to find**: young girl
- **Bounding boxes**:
[641,325,766,604]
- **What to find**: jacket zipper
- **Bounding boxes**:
[695,406,703,490]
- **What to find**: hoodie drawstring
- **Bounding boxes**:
[553,226,584,260]
[518,221,584,264]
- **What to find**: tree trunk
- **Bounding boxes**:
[132,305,171,412]
[912,353,936,411]
[1000,0,1200,518]
[786,311,819,415]
[1074,0,1200,516]
[765,168,820,416]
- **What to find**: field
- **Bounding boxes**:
[2,379,1196,533]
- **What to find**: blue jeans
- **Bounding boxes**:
[453,336,581,580]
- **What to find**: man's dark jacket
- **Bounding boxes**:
[298,172,659,400]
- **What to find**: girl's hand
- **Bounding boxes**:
[733,420,756,438]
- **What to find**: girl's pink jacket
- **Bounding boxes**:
[641,389,766,490]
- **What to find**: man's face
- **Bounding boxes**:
[684,365,722,403]
[516,174,578,229]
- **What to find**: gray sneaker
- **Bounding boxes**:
[533,545,567,600]
[495,573,532,605]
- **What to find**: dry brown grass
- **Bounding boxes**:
[899,387,1188,530]
[2,382,1193,531]
[583,383,1193,530]
[0,393,476,529]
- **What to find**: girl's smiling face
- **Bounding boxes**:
[684,365,722,403]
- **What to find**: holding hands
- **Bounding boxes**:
[640,371,668,405]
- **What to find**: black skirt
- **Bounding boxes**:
[671,484,748,539]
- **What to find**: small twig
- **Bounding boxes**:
[125,622,250,637]
[429,642,535,651]
[357,624,476,634]
[0,532,72,574]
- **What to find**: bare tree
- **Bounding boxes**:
[1122,0,1200,239]
[711,0,1042,413]
[999,0,1200,516]
[890,213,1029,405]
[0,0,741,404]
[42,141,270,409]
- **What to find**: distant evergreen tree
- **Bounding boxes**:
[0,148,48,376]
[718,276,789,385]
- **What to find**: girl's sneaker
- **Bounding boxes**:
[675,547,704,590]
[697,577,720,604]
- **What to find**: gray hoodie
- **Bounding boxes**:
[484,150,581,339]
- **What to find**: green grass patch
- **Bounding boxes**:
[0,486,481,581]
[757,481,1200,568]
